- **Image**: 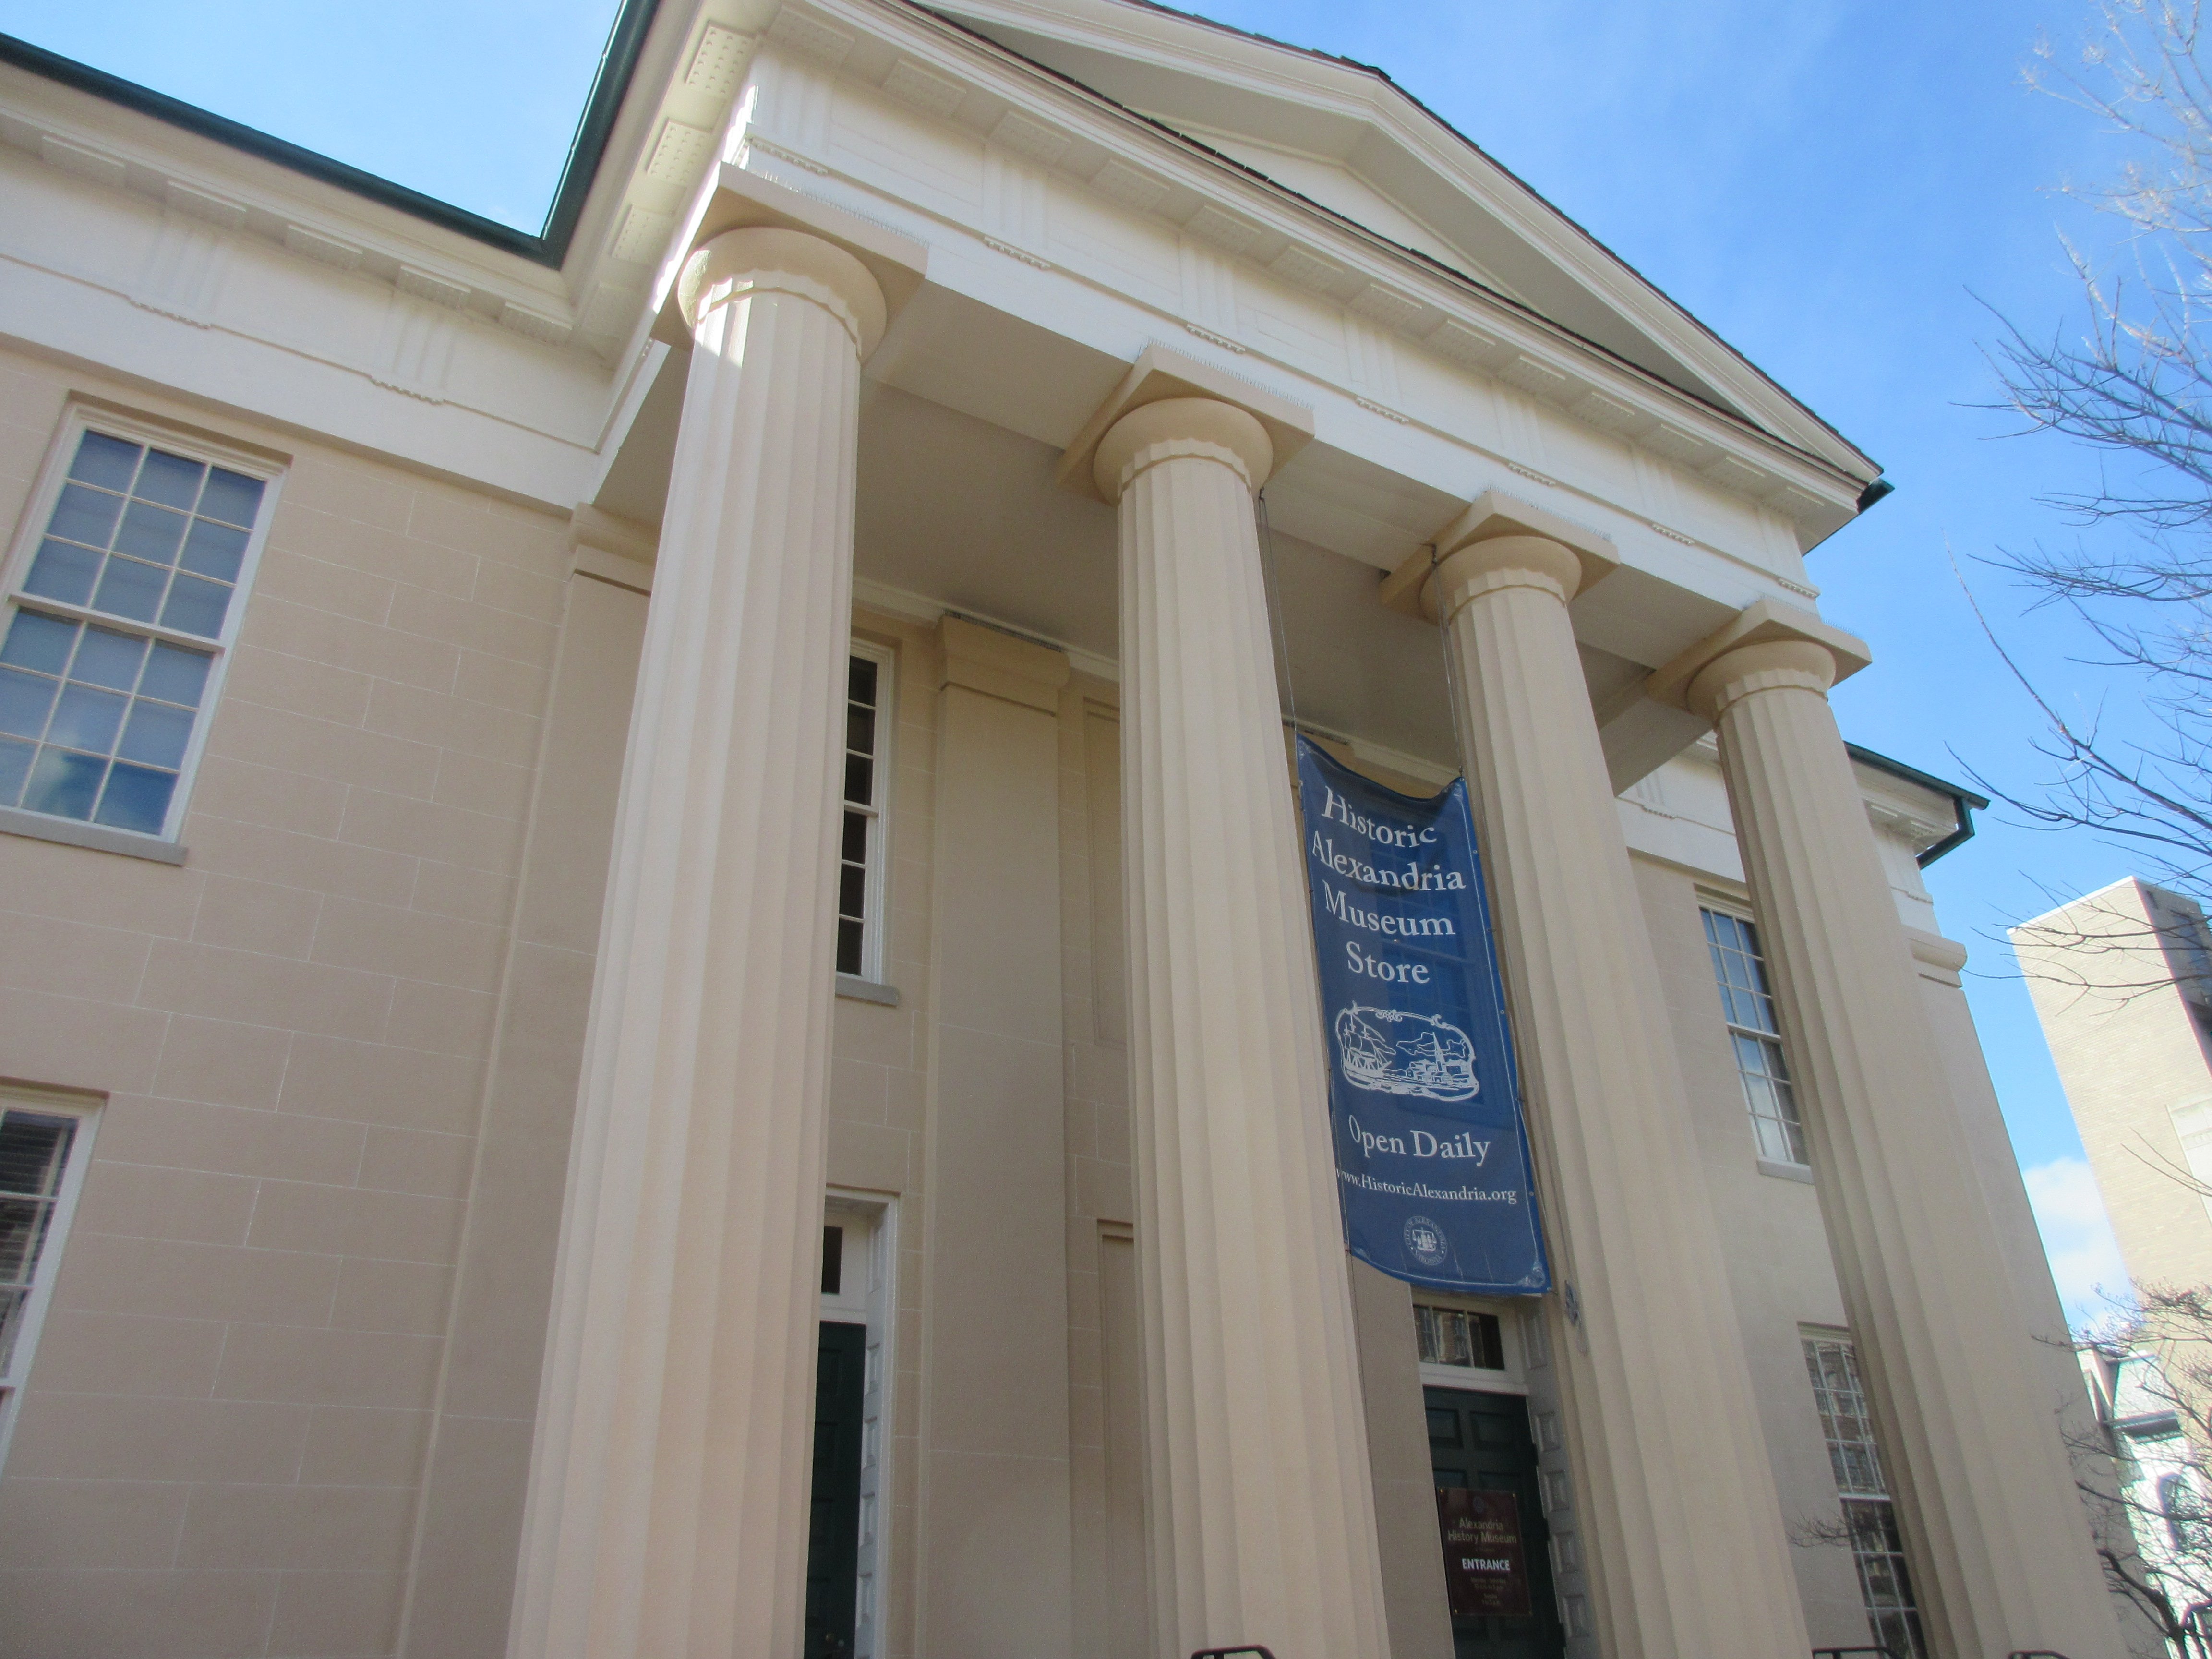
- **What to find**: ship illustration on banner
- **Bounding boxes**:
[1334,1005,1479,1102]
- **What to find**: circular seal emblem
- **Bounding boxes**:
[1403,1214,1449,1269]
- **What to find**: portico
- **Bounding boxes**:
[507,11,2125,1644]
[0,4,2127,1658]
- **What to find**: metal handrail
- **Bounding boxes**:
[1192,1649,1277,1659]
[2007,1652,2075,1659]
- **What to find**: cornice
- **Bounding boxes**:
[0,0,705,369]
[676,0,1866,541]
[0,0,1878,546]
[0,0,1874,547]
[1682,732,1961,860]
[0,63,586,350]
[926,0,1878,486]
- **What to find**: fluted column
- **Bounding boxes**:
[508,228,887,1659]
[1425,530,1811,1659]
[1686,631,2123,1659]
[1098,397,1390,1659]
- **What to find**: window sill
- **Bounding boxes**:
[836,974,901,1007]
[0,806,186,865]
[1757,1157,1815,1185]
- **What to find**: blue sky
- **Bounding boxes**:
[0,0,2162,1319]
[0,0,628,230]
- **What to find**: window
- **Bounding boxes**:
[1,418,275,842]
[1804,1335,1926,1659]
[1416,1304,1505,1371]
[1702,907,1808,1166]
[819,1194,896,1659]
[1412,1299,1527,1393]
[0,1094,96,1464]
[838,645,892,981]
[2161,1472,2211,1556]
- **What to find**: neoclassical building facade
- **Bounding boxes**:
[0,3,2132,1658]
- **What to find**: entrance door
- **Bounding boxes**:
[806,1321,867,1659]
[1426,1386,1565,1659]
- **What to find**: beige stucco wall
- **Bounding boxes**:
[397,554,647,1659]
[0,343,569,1655]
[1629,851,1870,1645]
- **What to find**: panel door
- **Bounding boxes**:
[806,1321,868,1659]
[1426,1385,1565,1659]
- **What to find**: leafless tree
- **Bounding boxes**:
[2067,1283,2212,1654]
[1980,0,2212,912]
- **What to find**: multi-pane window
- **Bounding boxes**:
[2161,1471,2211,1555]
[0,1098,94,1463]
[1804,1336,1926,1659]
[1415,1304,1505,1371]
[1,423,271,839]
[1702,907,1808,1166]
[838,647,892,980]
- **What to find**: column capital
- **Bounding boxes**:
[1378,488,1616,621]
[1431,533,1586,620]
[651,163,926,356]
[1093,398,1273,503]
[679,226,889,355]
[1644,596,1871,718]
[1057,343,1313,505]
[1685,639,1835,721]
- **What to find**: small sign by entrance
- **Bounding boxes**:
[1436,1488,1533,1620]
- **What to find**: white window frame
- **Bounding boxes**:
[821,1189,899,1659]
[1699,899,1812,1174]
[839,638,895,986]
[0,403,283,851]
[1802,1327,1927,1659]
[0,1085,100,1470]
[1412,1291,1530,1395]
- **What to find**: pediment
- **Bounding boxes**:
[929,0,1873,484]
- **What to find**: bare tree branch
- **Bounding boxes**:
[1981,0,2212,928]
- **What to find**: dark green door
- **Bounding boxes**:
[1426,1386,1565,1659]
[805,1321,867,1659]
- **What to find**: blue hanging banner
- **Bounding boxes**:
[1296,736,1549,1296]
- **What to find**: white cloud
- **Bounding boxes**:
[2022,1156,2135,1331]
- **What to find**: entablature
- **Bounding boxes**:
[597,1,1868,548]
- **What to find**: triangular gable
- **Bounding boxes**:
[930,0,1877,483]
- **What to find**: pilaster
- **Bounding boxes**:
[917,616,1075,1659]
